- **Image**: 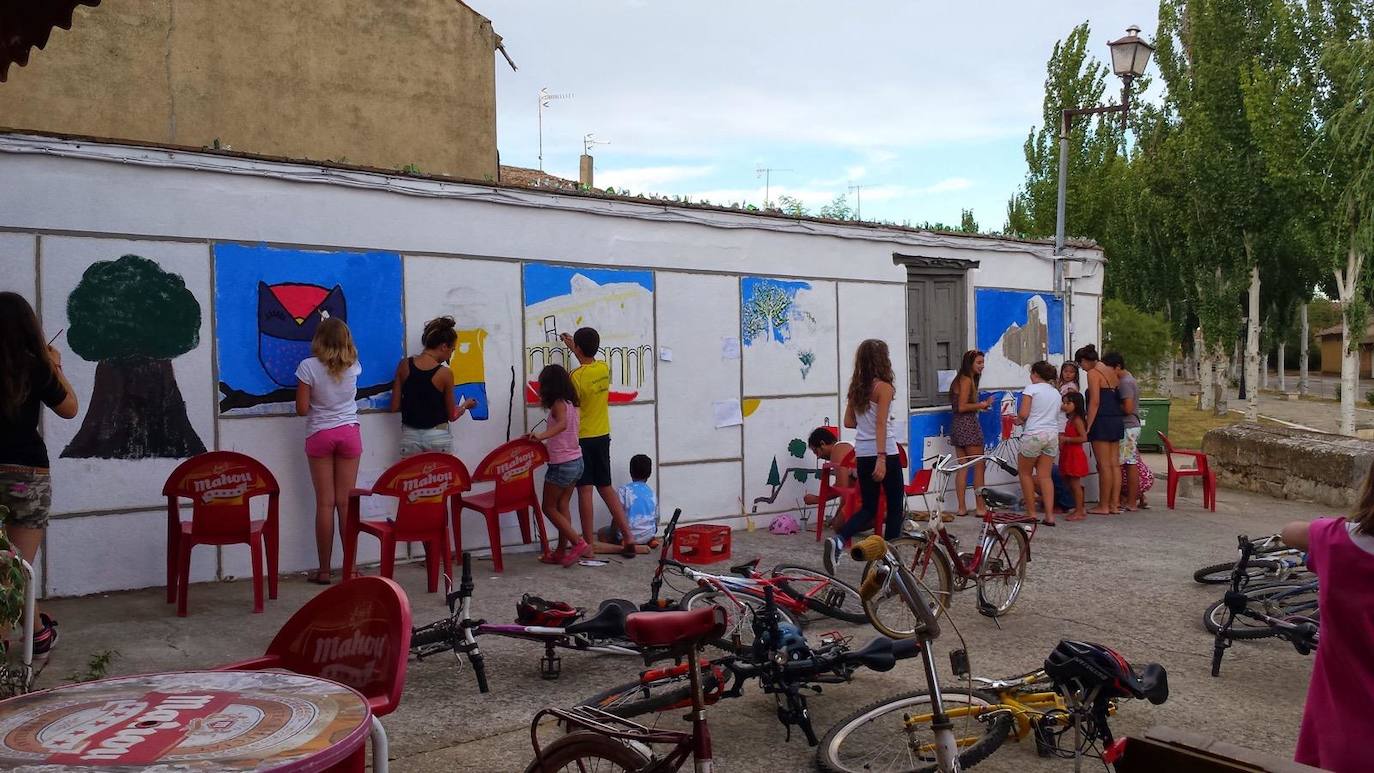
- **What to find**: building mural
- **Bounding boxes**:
[975,289,1065,388]
[213,244,404,415]
[522,264,655,404]
[62,255,207,460]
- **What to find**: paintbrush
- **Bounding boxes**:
[47,328,64,346]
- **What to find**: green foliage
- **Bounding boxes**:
[818,195,853,221]
[66,650,120,684]
[400,163,422,174]
[787,438,807,459]
[959,209,979,234]
[67,255,201,362]
[1366,390,1374,407]
[774,195,809,217]
[0,507,26,638]
[1102,299,1173,373]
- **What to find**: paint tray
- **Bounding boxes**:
[672,524,732,565]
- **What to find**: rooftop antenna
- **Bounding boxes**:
[538,87,573,171]
[847,182,874,220]
[756,166,792,209]
[583,132,610,155]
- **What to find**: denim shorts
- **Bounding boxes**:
[546,458,585,488]
[400,424,453,457]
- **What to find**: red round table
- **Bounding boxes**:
[0,670,371,771]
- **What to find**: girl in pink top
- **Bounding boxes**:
[529,365,589,567]
[1282,473,1374,772]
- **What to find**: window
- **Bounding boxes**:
[897,255,977,409]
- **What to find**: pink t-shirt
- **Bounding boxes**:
[544,400,582,464]
[1295,517,1374,771]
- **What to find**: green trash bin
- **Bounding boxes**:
[1137,398,1171,452]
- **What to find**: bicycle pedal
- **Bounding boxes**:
[540,654,562,680]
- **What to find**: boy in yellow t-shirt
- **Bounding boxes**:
[560,327,637,557]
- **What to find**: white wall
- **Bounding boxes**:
[0,135,1102,597]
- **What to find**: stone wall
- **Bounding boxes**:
[1202,423,1374,507]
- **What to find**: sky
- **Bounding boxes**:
[488,1,1160,231]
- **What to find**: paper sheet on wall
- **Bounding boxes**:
[721,336,741,360]
[937,370,957,393]
[660,347,673,362]
[713,399,743,428]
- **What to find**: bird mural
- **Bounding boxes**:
[256,282,347,387]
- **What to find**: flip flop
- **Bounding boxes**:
[1065,513,1087,521]
[307,573,332,585]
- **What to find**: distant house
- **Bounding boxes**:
[1318,324,1374,375]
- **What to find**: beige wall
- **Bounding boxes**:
[0,0,498,180]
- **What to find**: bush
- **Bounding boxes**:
[1102,299,1173,373]
[1366,390,1374,407]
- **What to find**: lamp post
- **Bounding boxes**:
[1054,25,1154,358]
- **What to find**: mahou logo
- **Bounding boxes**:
[191,463,256,504]
[493,447,538,483]
[399,462,454,503]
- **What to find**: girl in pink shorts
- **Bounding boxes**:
[295,317,363,585]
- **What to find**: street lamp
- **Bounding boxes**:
[1054,25,1154,358]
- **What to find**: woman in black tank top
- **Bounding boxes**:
[389,317,476,456]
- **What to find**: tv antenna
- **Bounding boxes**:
[756,166,792,209]
[583,133,610,155]
[847,183,868,220]
[538,87,573,171]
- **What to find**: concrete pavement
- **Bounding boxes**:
[35,470,1321,772]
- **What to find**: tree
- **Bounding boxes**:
[959,208,979,234]
[818,195,853,221]
[62,255,207,459]
[1103,299,1174,376]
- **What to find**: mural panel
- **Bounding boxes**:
[522,264,655,403]
[39,237,215,514]
[214,244,404,416]
[741,277,837,396]
[975,288,1064,388]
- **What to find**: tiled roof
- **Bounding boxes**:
[499,165,582,191]
[0,1,101,82]
[1317,323,1374,342]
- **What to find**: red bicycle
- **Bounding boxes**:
[863,452,1038,636]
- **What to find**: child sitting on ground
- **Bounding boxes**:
[596,454,659,555]
[803,427,854,506]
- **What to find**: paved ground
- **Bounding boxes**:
[34,466,1320,772]
[1176,379,1374,434]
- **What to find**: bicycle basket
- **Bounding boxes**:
[516,594,580,627]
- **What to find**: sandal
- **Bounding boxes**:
[1065,513,1087,521]
[307,572,332,585]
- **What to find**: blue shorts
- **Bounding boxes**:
[545,458,585,488]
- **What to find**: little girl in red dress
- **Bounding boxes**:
[1059,392,1090,521]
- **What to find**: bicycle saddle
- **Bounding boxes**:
[1137,662,1169,705]
[624,606,726,649]
[564,599,634,638]
[731,558,762,577]
[981,488,1022,510]
[841,636,922,673]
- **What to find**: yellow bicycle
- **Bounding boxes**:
[816,647,1168,772]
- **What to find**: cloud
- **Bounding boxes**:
[915,178,974,195]
[596,164,716,192]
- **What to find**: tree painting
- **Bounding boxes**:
[742,281,795,345]
[62,255,207,460]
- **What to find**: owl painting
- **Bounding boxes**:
[257,281,347,387]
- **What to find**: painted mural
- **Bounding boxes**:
[61,255,207,460]
[450,328,490,421]
[740,277,837,396]
[214,244,404,415]
[975,289,1065,388]
[522,264,655,404]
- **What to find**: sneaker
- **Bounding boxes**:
[560,540,591,568]
[822,536,843,575]
[32,614,58,657]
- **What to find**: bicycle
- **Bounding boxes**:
[862,452,1038,634]
[818,642,1168,773]
[1210,534,1320,676]
[1193,533,1307,584]
[528,587,923,771]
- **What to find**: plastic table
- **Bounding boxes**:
[0,670,371,771]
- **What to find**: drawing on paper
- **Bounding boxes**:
[450,327,490,421]
[522,264,655,404]
[61,255,207,460]
[214,244,403,415]
[975,289,1064,388]
[741,277,824,380]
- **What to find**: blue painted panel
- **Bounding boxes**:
[974,289,1064,355]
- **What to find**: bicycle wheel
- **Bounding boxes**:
[1193,559,1282,585]
[860,537,953,639]
[679,587,800,651]
[524,731,651,772]
[578,667,724,718]
[1203,582,1320,640]
[772,564,868,624]
[975,526,1029,616]
[817,688,1012,773]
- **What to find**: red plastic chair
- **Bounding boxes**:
[1160,432,1216,511]
[454,438,551,573]
[218,576,411,772]
[813,452,859,541]
[163,451,280,618]
[343,453,471,592]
